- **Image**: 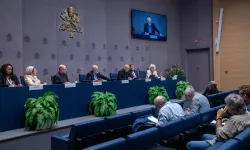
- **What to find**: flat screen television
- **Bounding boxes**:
[131,9,167,41]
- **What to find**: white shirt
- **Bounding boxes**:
[146,70,158,78]
[24,75,41,86]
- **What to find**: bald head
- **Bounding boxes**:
[92,65,99,73]
[59,64,67,73]
[154,96,167,110]
[124,64,130,72]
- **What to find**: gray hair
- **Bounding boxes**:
[154,96,167,106]
[149,64,156,70]
[184,86,195,96]
[225,94,246,115]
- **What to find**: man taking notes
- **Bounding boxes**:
[86,65,109,81]
[154,96,184,126]
[183,87,210,115]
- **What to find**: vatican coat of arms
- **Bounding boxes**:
[59,4,83,38]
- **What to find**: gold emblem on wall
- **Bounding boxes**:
[59,4,82,38]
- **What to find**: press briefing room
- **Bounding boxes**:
[0,0,250,150]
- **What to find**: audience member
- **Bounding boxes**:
[24,66,42,86]
[117,64,132,80]
[129,64,139,79]
[203,81,219,96]
[154,96,184,126]
[86,65,109,81]
[146,64,159,78]
[0,64,22,87]
[239,85,250,110]
[184,86,210,115]
[54,64,70,84]
[186,94,250,150]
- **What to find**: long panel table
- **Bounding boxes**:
[0,78,185,132]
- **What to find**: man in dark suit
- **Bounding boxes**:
[117,64,132,80]
[142,17,162,36]
[54,64,70,84]
[129,64,139,79]
[86,65,109,81]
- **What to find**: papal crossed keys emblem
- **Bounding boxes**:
[59,4,83,38]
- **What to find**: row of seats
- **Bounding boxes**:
[51,104,225,150]
[208,128,250,150]
[79,71,147,82]
[207,89,239,107]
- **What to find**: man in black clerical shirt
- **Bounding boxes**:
[86,65,109,81]
[117,64,132,80]
[53,64,70,84]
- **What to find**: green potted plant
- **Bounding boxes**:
[148,86,169,104]
[24,91,59,130]
[89,91,117,117]
[175,81,191,99]
[165,64,185,78]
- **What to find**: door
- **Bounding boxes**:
[186,48,210,92]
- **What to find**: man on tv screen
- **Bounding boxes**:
[142,17,163,36]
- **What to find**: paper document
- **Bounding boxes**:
[148,116,158,124]
[211,120,225,126]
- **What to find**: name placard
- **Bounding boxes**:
[65,83,76,88]
[160,77,166,81]
[93,82,102,86]
[121,80,129,84]
[172,75,178,80]
[145,79,151,82]
[29,85,43,91]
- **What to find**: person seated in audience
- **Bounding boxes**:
[54,64,70,84]
[0,64,22,87]
[24,66,43,86]
[129,64,139,79]
[86,65,109,81]
[203,81,219,96]
[186,94,250,150]
[117,64,132,80]
[154,96,184,126]
[239,85,250,111]
[183,86,210,115]
[146,64,159,78]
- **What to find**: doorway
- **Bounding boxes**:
[186,48,210,92]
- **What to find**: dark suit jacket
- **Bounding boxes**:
[0,73,20,85]
[54,72,69,84]
[203,87,219,96]
[86,71,109,81]
[117,69,132,80]
[129,70,139,79]
[143,23,160,35]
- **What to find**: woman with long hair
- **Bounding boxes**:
[0,64,22,87]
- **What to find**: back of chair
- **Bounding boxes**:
[20,76,27,86]
[139,71,146,79]
[51,76,55,84]
[109,73,118,80]
[181,113,201,131]
[217,139,239,150]
[201,108,217,124]
[79,74,87,82]
[69,119,108,150]
[83,137,127,150]
[131,108,153,122]
[126,127,159,150]
[234,128,250,148]
[105,113,133,130]
[158,119,184,140]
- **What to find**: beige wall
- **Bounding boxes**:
[213,0,250,91]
